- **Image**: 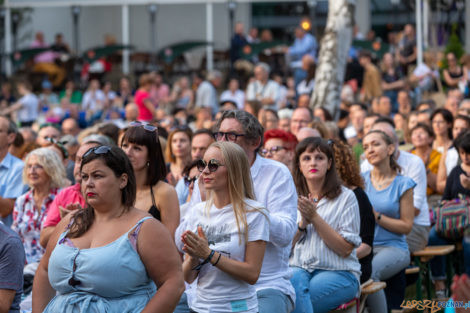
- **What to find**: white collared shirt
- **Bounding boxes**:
[289,186,362,282]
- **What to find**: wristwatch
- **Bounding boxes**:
[377,213,382,221]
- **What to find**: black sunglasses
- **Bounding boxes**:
[129,121,158,133]
[83,145,112,158]
[196,159,225,173]
[184,175,198,186]
[214,131,245,142]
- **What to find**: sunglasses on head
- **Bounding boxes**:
[184,175,198,186]
[83,145,112,158]
[196,159,224,173]
[129,121,158,133]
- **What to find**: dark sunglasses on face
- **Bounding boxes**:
[196,159,225,173]
[213,131,245,142]
[129,121,158,133]
[184,175,198,186]
[260,146,285,157]
[83,145,112,158]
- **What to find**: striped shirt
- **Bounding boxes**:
[289,186,362,281]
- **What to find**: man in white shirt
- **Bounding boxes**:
[361,118,430,252]
[0,81,38,127]
[189,110,297,313]
[246,63,280,110]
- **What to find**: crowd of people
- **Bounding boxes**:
[1,21,470,313]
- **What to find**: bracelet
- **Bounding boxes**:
[298,224,307,232]
[212,252,221,266]
[192,249,215,271]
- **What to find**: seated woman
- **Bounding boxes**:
[410,123,442,198]
[176,142,269,313]
[443,52,464,89]
[429,130,470,298]
[432,108,454,154]
[436,115,470,194]
[165,127,193,186]
[331,139,375,284]
[290,137,361,313]
[362,130,415,313]
[12,148,67,265]
[32,146,184,312]
[121,122,180,237]
[260,128,297,172]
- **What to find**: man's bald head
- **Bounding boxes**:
[296,127,321,142]
[371,121,398,147]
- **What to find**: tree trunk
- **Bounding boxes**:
[310,0,355,120]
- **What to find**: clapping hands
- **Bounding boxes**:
[298,194,319,225]
[181,226,211,260]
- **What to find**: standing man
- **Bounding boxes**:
[0,116,25,227]
[285,27,318,87]
[187,110,297,313]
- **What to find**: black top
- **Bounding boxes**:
[148,186,161,221]
[353,187,375,284]
[443,165,470,201]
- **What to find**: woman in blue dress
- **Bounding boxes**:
[32,145,184,313]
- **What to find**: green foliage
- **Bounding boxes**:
[441,24,465,69]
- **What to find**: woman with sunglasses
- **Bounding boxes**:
[165,127,193,186]
[32,146,184,313]
[176,142,269,313]
[289,137,361,313]
[121,122,180,238]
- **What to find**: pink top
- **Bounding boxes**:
[42,183,85,228]
[135,89,153,121]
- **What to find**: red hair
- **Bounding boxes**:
[264,129,298,150]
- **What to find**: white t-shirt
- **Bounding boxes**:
[177,199,269,313]
[187,156,298,302]
[17,94,39,122]
[445,147,459,176]
[246,80,280,109]
[220,90,245,110]
[361,151,430,226]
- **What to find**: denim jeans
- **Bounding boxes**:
[290,267,359,313]
[428,226,470,280]
[366,246,410,313]
[257,288,294,313]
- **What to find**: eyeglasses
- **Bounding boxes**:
[184,175,198,186]
[83,145,112,158]
[260,146,285,157]
[214,131,245,142]
[129,121,158,133]
[196,159,225,173]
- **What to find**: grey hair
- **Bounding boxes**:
[278,108,293,120]
[207,70,222,81]
[216,110,264,146]
[23,147,68,189]
[256,62,270,75]
[82,134,115,146]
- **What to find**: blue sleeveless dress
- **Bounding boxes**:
[44,216,156,313]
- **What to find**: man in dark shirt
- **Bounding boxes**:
[0,221,25,313]
[230,22,248,64]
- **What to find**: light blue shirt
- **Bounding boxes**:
[175,178,189,205]
[288,33,318,68]
[363,171,416,251]
[0,152,26,227]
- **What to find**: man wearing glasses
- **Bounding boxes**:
[188,110,297,313]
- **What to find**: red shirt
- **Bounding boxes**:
[42,183,85,228]
[135,89,153,121]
